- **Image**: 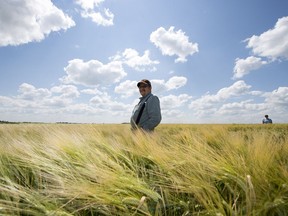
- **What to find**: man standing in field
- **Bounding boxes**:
[130,79,161,132]
[262,114,273,124]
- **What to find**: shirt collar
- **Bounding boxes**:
[139,93,152,100]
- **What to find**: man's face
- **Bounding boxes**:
[138,85,151,97]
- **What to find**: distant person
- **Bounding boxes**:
[130,79,161,132]
[262,115,272,124]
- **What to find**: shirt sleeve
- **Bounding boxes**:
[142,96,161,130]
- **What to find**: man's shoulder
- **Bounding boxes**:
[149,94,159,100]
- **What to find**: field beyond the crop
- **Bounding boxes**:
[0,123,287,215]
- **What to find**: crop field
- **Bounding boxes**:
[0,123,287,215]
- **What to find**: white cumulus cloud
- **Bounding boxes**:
[90,92,129,111]
[160,94,192,120]
[165,76,187,90]
[146,76,188,94]
[150,26,199,63]
[50,85,80,98]
[264,87,288,105]
[75,0,114,26]
[233,56,267,79]
[61,59,127,87]
[114,80,138,98]
[0,0,75,46]
[246,16,288,60]
[233,16,288,79]
[111,49,159,71]
[17,83,51,100]
[75,0,104,9]
[189,80,252,113]
[12,83,80,108]
[218,100,265,116]
[161,94,192,109]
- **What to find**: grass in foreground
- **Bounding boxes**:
[0,123,287,215]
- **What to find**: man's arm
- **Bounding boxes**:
[142,96,161,130]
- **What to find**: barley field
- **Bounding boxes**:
[0,123,287,216]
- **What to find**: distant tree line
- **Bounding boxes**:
[0,121,82,124]
[0,120,19,124]
[0,120,44,124]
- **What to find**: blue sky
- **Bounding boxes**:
[0,0,288,124]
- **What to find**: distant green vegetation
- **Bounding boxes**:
[0,124,287,215]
